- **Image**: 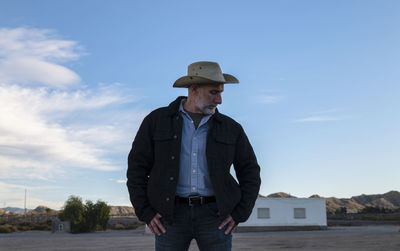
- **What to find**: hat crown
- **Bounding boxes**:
[173,61,239,88]
[187,61,225,82]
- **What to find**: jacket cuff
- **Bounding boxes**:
[141,207,156,225]
[230,209,244,224]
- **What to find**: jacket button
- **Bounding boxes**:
[173,135,177,139]
[169,177,174,181]
[171,156,175,160]
[166,197,170,202]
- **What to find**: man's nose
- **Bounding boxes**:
[214,94,222,104]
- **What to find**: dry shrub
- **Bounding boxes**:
[112,223,125,230]
[31,223,50,231]
[0,224,17,233]
[124,222,144,230]
[17,225,30,231]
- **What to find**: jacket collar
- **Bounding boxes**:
[167,96,223,123]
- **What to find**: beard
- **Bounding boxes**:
[195,99,216,115]
[202,106,216,115]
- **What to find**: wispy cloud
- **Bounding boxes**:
[0,27,83,87]
[0,27,146,183]
[294,109,347,123]
[294,116,344,122]
[255,91,284,104]
[109,178,128,184]
[0,181,64,209]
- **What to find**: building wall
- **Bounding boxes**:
[240,198,327,227]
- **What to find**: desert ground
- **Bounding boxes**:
[0,225,399,251]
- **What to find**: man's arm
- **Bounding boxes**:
[230,125,261,224]
[126,114,157,224]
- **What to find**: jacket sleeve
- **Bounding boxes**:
[127,114,156,224]
[230,126,261,223]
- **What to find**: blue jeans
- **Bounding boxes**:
[155,202,232,251]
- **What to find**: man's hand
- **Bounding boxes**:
[148,213,166,236]
[218,215,237,235]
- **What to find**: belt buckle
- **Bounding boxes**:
[188,195,204,206]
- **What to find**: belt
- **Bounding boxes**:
[175,195,216,206]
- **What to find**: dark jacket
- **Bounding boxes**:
[127,96,261,225]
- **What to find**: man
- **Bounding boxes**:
[127,61,261,251]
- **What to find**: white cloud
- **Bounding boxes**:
[294,116,344,123]
[0,57,80,87]
[0,27,82,62]
[109,178,128,184]
[294,109,348,123]
[0,83,139,179]
[0,181,64,209]
[256,95,283,104]
[0,27,146,182]
[254,90,284,104]
[0,27,82,87]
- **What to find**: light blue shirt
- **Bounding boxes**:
[176,99,215,197]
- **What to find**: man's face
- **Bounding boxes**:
[194,84,224,115]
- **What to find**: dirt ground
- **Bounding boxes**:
[0,225,399,251]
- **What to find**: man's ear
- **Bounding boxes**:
[189,85,199,95]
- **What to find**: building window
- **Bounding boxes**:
[257,208,270,219]
[294,208,306,219]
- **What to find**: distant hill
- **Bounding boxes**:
[1,207,31,214]
[30,205,58,215]
[350,191,400,208]
[1,206,135,217]
[267,192,296,198]
[261,191,400,213]
[5,191,399,216]
[325,191,400,213]
[110,206,135,216]
[0,208,11,215]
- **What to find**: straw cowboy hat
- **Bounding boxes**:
[173,61,239,88]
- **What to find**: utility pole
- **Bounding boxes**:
[24,188,27,215]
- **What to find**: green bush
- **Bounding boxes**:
[59,195,111,233]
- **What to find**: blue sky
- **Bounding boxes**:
[0,0,399,209]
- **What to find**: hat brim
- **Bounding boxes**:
[173,74,239,88]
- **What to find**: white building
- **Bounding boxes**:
[239,197,327,231]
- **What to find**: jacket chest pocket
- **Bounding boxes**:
[153,130,176,161]
[214,133,236,167]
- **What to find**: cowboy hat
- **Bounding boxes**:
[173,61,239,88]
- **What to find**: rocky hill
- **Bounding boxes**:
[30,205,58,215]
[262,191,400,213]
[5,191,399,216]
[267,192,296,198]
[1,207,28,214]
[350,191,400,208]
[110,206,135,216]
[0,208,11,215]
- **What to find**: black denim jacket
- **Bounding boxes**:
[127,96,261,224]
